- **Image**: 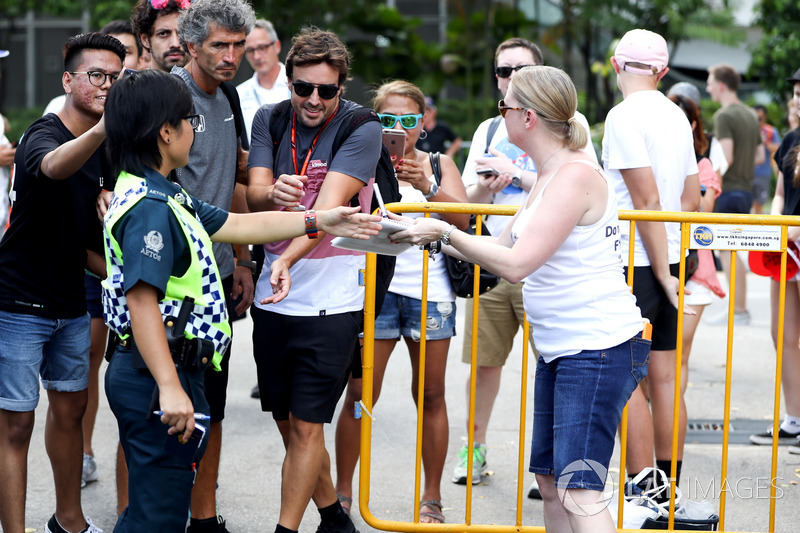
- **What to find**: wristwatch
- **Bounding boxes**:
[423,176,439,199]
[236,259,257,273]
[441,224,457,246]
[511,169,523,188]
[305,210,319,239]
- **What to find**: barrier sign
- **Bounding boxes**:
[690,224,782,251]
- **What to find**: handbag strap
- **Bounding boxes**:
[428,151,442,185]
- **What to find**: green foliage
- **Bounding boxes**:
[750,0,800,102]
[341,6,440,94]
[3,106,46,143]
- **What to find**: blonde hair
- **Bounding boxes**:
[372,80,425,115]
[509,65,587,151]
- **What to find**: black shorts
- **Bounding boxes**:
[203,275,234,422]
[625,263,680,352]
[85,274,103,319]
[251,307,360,423]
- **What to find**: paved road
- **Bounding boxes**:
[16,271,800,532]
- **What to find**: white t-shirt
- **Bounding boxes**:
[0,127,10,235]
[387,185,454,302]
[462,113,596,237]
[43,95,66,116]
[236,64,290,142]
[602,90,698,266]
[511,161,643,361]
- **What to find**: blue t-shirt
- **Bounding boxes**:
[112,169,228,300]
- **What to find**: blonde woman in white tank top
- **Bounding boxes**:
[390,66,649,533]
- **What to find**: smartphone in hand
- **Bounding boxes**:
[382,129,405,163]
[476,167,498,177]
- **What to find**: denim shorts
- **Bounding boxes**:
[374,292,456,342]
[0,309,91,411]
[529,335,651,490]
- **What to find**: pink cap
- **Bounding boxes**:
[614,29,668,76]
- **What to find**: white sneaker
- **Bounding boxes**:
[45,514,103,533]
[788,436,800,455]
[81,453,98,488]
[452,443,487,485]
[705,310,751,326]
[527,479,542,499]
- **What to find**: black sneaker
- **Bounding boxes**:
[45,514,103,533]
[186,515,230,533]
[316,516,359,533]
[749,426,800,445]
[527,479,542,500]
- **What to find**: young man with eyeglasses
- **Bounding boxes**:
[169,1,255,532]
[455,38,595,493]
[247,27,382,533]
[0,32,124,533]
[236,19,290,143]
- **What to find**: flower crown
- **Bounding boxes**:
[150,0,191,9]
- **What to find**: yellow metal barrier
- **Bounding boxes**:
[358,203,800,533]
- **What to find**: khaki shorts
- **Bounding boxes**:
[461,278,536,367]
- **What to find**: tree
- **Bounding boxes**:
[750,0,800,102]
[542,0,739,124]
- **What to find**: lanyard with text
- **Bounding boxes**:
[290,108,338,176]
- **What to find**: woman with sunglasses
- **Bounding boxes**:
[101,69,380,531]
[333,80,469,524]
[390,66,650,533]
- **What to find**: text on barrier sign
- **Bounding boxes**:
[690,224,782,251]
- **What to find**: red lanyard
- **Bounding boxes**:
[290,108,338,176]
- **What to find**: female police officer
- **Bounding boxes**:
[102,69,380,531]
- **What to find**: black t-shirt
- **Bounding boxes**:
[416,121,458,154]
[775,129,800,216]
[0,114,106,318]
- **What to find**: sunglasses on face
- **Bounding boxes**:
[495,64,534,79]
[291,81,340,100]
[377,113,423,129]
[497,99,526,118]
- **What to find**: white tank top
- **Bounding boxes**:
[387,185,455,302]
[511,160,643,362]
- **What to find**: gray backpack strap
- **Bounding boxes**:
[484,115,502,154]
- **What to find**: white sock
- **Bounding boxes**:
[780,416,800,433]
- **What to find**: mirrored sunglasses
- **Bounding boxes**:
[377,113,423,129]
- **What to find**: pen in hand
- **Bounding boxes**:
[152,411,211,421]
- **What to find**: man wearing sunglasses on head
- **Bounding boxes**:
[0,33,124,533]
[455,37,596,494]
[247,27,381,533]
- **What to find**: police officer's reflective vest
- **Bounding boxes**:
[101,172,231,370]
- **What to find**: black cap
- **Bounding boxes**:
[787,67,800,85]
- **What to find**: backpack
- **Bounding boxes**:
[219,80,249,150]
[267,99,400,316]
[484,115,502,154]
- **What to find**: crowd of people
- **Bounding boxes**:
[1,2,800,532]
